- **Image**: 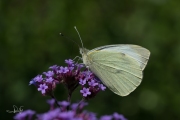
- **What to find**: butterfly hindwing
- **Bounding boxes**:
[88,50,143,96]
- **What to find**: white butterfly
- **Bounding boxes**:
[75,27,150,96]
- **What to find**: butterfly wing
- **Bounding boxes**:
[87,45,150,96]
[89,44,150,70]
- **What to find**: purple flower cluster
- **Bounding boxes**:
[29,59,106,99]
[14,110,35,120]
[20,59,128,120]
[14,99,127,120]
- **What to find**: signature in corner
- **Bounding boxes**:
[6,105,24,113]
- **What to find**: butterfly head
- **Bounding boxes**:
[80,48,90,66]
[79,48,89,55]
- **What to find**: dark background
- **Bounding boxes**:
[1,0,180,120]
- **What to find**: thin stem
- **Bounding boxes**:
[68,92,72,103]
[72,83,79,92]
[66,91,72,111]
[50,93,60,108]
[76,98,85,113]
[67,83,79,103]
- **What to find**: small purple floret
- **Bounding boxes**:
[49,65,58,70]
[58,101,70,107]
[79,78,87,85]
[88,80,98,87]
[37,108,60,120]
[38,83,48,94]
[58,111,75,119]
[34,75,43,82]
[65,59,74,65]
[58,66,69,74]
[113,112,127,120]
[100,115,113,120]
[43,71,54,77]
[47,99,55,106]
[99,84,106,91]
[80,88,91,97]
[29,79,35,85]
[46,77,54,83]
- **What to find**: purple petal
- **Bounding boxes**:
[58,111,75,119]
[113,112,127,120]
[63,67,69,73]
[37,108,60,120]
[65,59,74,65]
[47,99,55,106]
[99,84,106,91]
[43,71,54,77]
[34,75,43,82]
[29,79,35,85]
[49,65,58,70]
[58,101,70,107]
[100,115,113,120]
[88,80,98,87]
[46,77,54,83]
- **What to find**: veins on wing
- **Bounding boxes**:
[92,61,122,73]
[92,61,141,79]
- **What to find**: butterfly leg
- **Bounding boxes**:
[73,56,82,61]
[73,56,82,65]
[73,56,85,68]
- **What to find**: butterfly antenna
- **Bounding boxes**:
[59,33,80,48]
[74,26,84,48]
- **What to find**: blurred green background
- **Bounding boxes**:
[1,0,180,119]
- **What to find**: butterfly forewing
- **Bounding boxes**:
[89,44,150,70]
